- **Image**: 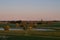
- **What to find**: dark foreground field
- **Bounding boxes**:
[0,30,60,40]
[0,35,60,40]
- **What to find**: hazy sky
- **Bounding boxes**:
[0,0,60,21]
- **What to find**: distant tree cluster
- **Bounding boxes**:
[9,20,22,24]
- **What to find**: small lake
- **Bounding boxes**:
[32,28,55,31]
[0,28,56,31]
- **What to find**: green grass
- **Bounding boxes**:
[0,30,60,37]
[0,22,60,40]
[0,35,60,40]
[37,22,60,28]
[0,24,16,28]
[0,30,60,40]
[0,22,60,28]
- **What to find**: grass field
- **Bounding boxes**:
[0,29,60,40]
[0,35,60,40]
[0,22,60,40]
[0,22,60,28]
[37,22,60,28]
[0,30,60,37]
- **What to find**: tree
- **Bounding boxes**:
[3,25,10,32]
[20,21,27,30]
[16,23,20,28]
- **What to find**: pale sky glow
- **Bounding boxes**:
[0,0,60,21]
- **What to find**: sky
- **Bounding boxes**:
[0,0,60,21]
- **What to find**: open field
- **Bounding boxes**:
[0,30,60,40]
[0,22,60,40]
[0,35,60,40]
[0,30,60,37]
[0,22,60,28]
